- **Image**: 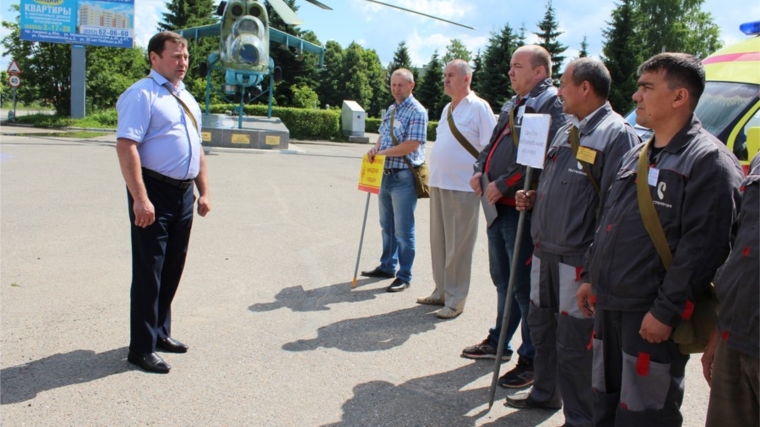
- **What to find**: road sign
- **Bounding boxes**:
[8,75,21,88]
[7,60,21,74]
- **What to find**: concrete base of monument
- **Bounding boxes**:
[200,114,290,150]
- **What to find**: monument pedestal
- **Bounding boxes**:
[201,114,289,150]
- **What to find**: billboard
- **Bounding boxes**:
[20,0,134,48]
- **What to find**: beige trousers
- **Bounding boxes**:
[429,187,480,311]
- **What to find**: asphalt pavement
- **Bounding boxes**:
[0,129,711,426]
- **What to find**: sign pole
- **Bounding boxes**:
[352,192,372,288]
[10,88,17,122]
[487,166,533,408]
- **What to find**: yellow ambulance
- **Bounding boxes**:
[628,21,760,172]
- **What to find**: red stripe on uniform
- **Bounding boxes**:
[506,171,523,188]
[587,330,595,351]
[722,330,730,341]
[590,295,597,304]
[606,224,612,232]
[702,52,760,64]
[682,300,695,320]
[637,352,650,376]
[744,247,751,257]
[561,311,569,316]
[575,266,582,283]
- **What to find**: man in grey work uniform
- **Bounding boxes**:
[576,53,743,426]
[509,58,638,426]
[116,31,211,374]
[464,45,566,389]
[702,154,760,427]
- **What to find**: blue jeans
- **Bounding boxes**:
[486,205,535,360]
[378,169,418,283]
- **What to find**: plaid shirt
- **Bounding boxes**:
[378,95,428,170]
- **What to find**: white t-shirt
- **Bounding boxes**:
[429,91,497,192]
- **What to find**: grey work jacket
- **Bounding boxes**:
[714,155,760,358]
[585,115,744,327]
[531,103,639,257]
[474,79,566,204]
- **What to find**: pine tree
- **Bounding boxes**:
[415,51,445,120]
[471,51,483,96]
[476,24,518,112]
[602,0,641,114]
[442,39,472,64]
[533,0,567,80]
[579,36,589,58]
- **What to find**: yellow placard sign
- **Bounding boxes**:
[201,132,211,142]
[231,134,250,144]
[576,146,597,164]
[358,154,385,194]
[265,135,281,146]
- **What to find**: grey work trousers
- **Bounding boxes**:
[706,338,759,427]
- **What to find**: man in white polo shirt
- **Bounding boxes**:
[417,59,496,319]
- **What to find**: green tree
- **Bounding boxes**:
[471,51,483,95]
[363,48,389,117]
[385,41,418,109]
[633,0,722,59]
[341,42,374,114]
[415,51,445,120]
[86,46,148,111]
[442,38,472,64]
[579,36,589,58]
[534,0,567,80]
[157,0,218,100]
[476,24,519,112]
[602,0,641,114]
[2,5,73,114]
[316,40,344,109]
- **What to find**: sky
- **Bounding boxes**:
[1,0,759,74]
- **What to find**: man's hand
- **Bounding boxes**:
[576,282,596,317]
[133,198,155,228]
[701,327,719,386]
[486,181,503,205]
[639,312,673,343]
[367,146,379,163]
[470,172,483,195]
[197,195,211,217]
[516,190,536,211]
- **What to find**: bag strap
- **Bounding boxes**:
[509,106,519,147]
[390,109,417,171]
[447,104,478,159]
[148,77,199,133]
[569,126,601,196]
[636,138,673,270]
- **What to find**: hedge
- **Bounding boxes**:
[365,117,437,141]
[209,104,344,141]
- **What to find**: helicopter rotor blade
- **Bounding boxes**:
[267,0,304,25]
[304,0,333,10]
[362,0,475,30]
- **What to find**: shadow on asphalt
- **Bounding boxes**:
[0,347,130,404]
[248,279,391,312]
[281,305,443,352]
[320,362,558,427]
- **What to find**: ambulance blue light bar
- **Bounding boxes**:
[740,21,760,36]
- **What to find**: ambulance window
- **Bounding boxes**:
[696,82,758,139]
[736,109,760,161]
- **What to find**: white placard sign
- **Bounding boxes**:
[516,114,552,169]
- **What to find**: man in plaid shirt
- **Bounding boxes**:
[361,68,428,293]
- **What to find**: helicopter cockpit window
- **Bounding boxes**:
[231,16,264,40]
[230,2,244,17]
[249,6,262,17]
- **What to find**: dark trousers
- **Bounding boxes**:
[128,178,194,353]
[592,309,689,427]
[706,339,760,427]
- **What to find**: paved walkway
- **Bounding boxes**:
[0,132,711,426]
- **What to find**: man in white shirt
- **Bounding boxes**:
[417,59,497,319]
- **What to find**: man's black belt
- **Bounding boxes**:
[383,168,408,175]
[142,168,193,190]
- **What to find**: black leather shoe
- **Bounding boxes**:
[157,337,189,353]
[127,351,171,374]
[386,278,410,292]
[361,267,395,278]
